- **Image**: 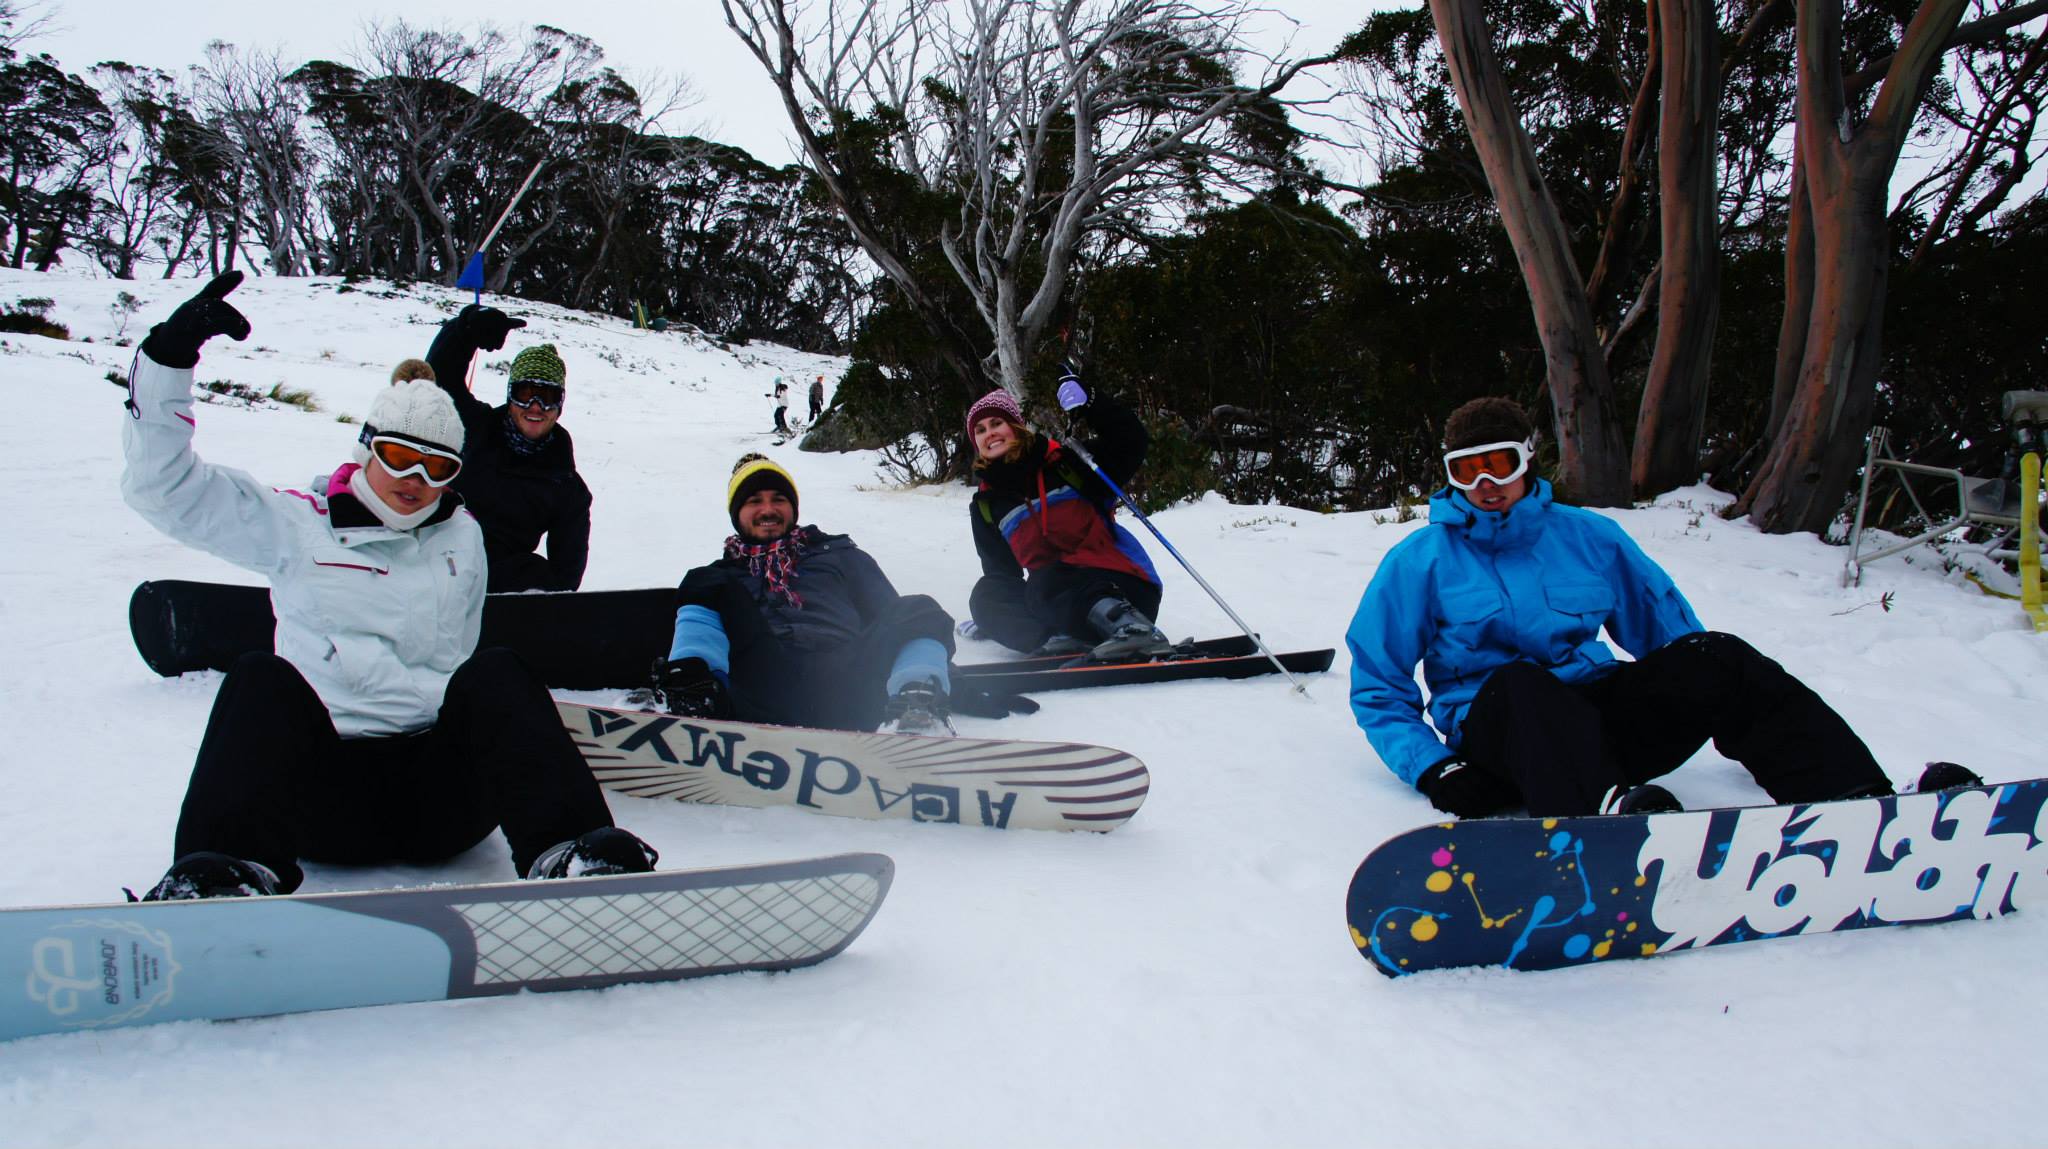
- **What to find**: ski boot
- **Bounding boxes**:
[1085,597,1174,662]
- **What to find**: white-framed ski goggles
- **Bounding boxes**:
[367,434,464,487]
[1443,437,1534,491]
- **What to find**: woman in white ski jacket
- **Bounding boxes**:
[119,273,655,900]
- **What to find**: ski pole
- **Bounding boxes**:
[456,154,548,305]
[1056,429,1312,697]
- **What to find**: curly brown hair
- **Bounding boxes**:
[1443,397,1534,451]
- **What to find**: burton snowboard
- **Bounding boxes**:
[1346,778,2046,977]
[562,701,1148,832]
[3,853,892,1043]
[130,580,674,687]
[955,636,1333,694]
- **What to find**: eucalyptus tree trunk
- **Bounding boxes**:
[1631,0,1722,497]
[1736,0,1968,533]
[1425,0,1632,505]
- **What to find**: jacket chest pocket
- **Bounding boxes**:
[1542,582,1614,655]
[302,547,395,616]
[308,549,391,579]
[1435,586,1503,676]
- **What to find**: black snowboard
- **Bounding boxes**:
[129,579,675,689]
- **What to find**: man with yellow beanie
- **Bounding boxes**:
[651,454,960,733]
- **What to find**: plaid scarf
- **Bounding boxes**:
[724,530,806,608]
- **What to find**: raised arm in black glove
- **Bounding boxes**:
[1415,757,1520,819]
[453,303,526,352]
[139,271,251,369]
[425,304,527,399]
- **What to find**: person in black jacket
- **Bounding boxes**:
[965,377,1169,660]
[650,455,960,733]
[424,305,593,592]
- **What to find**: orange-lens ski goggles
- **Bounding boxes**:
[369,436,463,486]
[1443,438,1533,490]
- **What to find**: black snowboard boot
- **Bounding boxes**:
[139,852,282,901]
[1085,597,1173,661]
[1914,761,1984,793]
[526,828,660,880]
[1599,783,1684,816]
[882,678,953,735]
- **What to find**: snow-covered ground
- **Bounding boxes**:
[1,267,2043,1147]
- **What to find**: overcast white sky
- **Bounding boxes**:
[31,1,1382,168]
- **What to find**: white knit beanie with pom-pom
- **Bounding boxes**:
[353,378,465,465]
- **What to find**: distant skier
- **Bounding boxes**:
[808,374,825,423]
[118,273,655,900]
[1345,396,1976,820]
[964,373,1170,660]
[647,454,960,733]
[423,305,593,592]
[770,376,792,436]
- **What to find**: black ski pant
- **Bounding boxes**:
[1454,631,1891,816]
[773,407,791,434]
[809,397,823,422]
[968,563,1162,653]
[173,648,616,892]
[719,593,956,731]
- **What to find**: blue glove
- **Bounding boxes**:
[1056,374,1088,411]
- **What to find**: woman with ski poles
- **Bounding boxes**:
[963,374,1171,661]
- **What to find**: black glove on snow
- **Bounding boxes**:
[1416,758,1519,819]
[140,271,251,368]
[654,657,735,720]
[451,303,526,352]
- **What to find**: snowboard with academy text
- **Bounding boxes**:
[562,701,1149,832]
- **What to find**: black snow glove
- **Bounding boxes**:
[652,657,735,721]
[140,271,251,369]
[1415,758,1519,819]
[451,303,526,352]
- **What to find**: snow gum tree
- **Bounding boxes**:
[722,0,1335,399]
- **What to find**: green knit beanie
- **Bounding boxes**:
[508,344,567,387]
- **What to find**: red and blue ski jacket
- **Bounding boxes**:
[969,397,1158,588]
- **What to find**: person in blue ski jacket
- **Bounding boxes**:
[1345,397,1941,819]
